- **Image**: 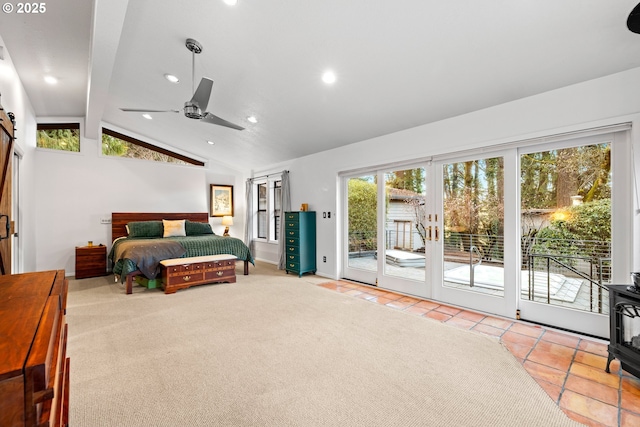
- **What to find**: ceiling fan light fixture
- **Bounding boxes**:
[142,113,153,120]
[164,73,180,83]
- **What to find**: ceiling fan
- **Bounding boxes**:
[120,38,244,131]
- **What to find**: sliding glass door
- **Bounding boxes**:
[340,128,631,337]
[432,152,516,318]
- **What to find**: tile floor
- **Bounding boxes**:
[317,280,640,427]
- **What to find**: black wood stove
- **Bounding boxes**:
[605,284,640,379]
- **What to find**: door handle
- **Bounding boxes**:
[427,226,432,241]
[435,226,440,242]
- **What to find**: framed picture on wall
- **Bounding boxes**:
[210,184,234,217]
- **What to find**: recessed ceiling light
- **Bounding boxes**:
[207,140,215,145]
[44,75,58,85]
[322,70,336,85]
[164,73,179,83]
[223,0,238,5]
[247,116,258,124]
[142,113,153,120]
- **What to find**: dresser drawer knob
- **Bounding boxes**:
[183,275,191,281]
[216,271,224,276]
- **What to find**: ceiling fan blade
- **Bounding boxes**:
[120,108,180,113]
[189,77,214,112]
[201,112,245,131]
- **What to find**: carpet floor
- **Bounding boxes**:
[66,262,582,426]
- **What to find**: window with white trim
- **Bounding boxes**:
[255,176,282,243]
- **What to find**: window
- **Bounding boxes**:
[255,177,282,242]
[101,128,204,166]
[37,123,80,152]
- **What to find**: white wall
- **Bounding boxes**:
[255,67,640,280]
[33,134,243,275]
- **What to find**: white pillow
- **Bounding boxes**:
[163,219,186,237]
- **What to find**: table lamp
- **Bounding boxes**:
[222,216,233,237]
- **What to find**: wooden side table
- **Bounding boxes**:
[75,244,107,279]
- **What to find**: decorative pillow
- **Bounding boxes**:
[127,221,163,238]
[163,219,186,237]
[185,220,214,236]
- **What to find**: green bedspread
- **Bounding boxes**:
[110,234,254,281]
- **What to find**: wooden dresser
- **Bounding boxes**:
[284,211,317,277]
[75,244,107,279]
[0,270,70,427]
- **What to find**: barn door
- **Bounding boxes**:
[0,106,14,275]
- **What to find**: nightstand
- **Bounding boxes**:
[75,244,107,279]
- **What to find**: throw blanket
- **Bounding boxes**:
[113,239,187,279]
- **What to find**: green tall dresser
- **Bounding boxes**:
[284,211,316,277]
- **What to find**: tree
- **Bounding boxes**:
[347,178,377,251]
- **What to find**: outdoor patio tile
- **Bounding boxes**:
[444,316,476,330]
[501,330,538,347]
[454,310,485,323]
[621,411,640,427]
[578,339,609,358]
[471,323,504,338]
[535,378,562,403]
[425,310,452,322]
[523,360,567,386]
[508,322,544,339]
[433,305,462,316]
[479,316,513,330]
[569,362,621,389]
[541,329,581,348]
[559,390,618,427]
[564,374,619,406]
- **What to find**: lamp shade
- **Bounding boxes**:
[221,216,234,226]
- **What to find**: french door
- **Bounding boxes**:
[341,127,631,337]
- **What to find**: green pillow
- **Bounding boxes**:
[185,220,214,236]
[127,221,164,238]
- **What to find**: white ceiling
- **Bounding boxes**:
[1,0,640,171]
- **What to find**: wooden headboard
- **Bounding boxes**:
[111,212,209,241]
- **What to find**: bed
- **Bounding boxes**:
[109,212,254,293]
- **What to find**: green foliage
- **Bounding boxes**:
[348,178,377,250]
[531,199,611,262]
[37,129,80,152]
[101,133,187,165]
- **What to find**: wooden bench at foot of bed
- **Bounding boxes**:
[124,255,246,294]
[160,254,237,294]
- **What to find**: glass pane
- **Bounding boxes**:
[37,127,80,152]
[520,143,611,314]
[383,168,426,282]
[257,211,267,239]
[258,184,267,210]
[347,175,377,273]
[442,157,505,297]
